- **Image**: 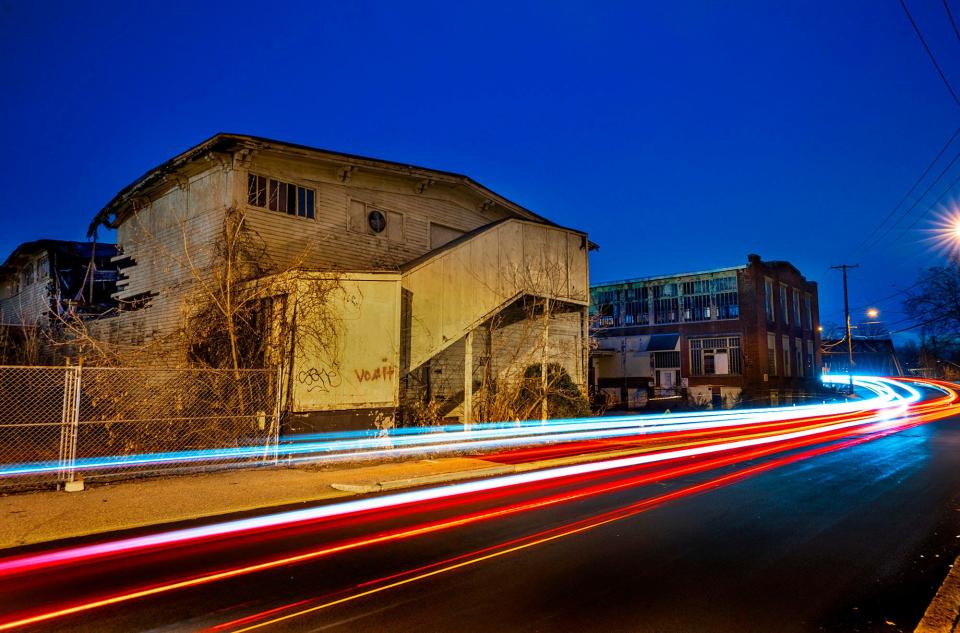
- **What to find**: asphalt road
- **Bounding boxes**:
[4,391,960,632]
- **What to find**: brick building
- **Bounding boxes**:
[590,254,821,408]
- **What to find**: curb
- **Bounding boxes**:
[916,555,960,632]
[328,445,659,493]
[330,464,516,493]
[2,445,665,550]
[0,488,355,551]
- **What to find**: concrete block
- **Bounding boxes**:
[63,480,85,492]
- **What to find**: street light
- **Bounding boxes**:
[931,207,960,260]
[866,308,879,320]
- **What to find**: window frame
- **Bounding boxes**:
[767,332,777,377]
[792,288,801,326]
[689,336,742,376]
[782,335,791,377]
[779,283,789,325]
[246,172,316,221]
[764,277,775,322]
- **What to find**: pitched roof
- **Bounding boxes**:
[88,133,565,237]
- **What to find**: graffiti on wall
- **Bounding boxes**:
[297,366,342,393]
[354,364,396,384]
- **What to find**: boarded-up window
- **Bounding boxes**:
[767,332,777,377]
[348,199,367,232]
[430,223,465,250]
[385,210,404,242]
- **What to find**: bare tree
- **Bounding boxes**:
[903,265,960,342]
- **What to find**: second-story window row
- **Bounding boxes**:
[247,173,315,220]
[655,297,679,324]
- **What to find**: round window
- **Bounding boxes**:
[368,210,387,233]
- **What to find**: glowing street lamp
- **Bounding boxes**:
[866,308,879,320]
[930,206,960,260]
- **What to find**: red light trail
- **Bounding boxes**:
[0,377,954,632]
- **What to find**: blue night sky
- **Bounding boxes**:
[1,1,958,337]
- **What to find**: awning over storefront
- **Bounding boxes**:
[646,333,680,352]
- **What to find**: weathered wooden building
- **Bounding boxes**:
[0,239,118,328]
[88,134,590,427]
[591,254,821,408]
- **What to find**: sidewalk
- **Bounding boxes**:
[0,457,503,549]
[916,554,960,633]
[0,444,648,550]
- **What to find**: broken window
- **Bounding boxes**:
[715,290,739,319]
[247,173,315,219]
[36,255,48,280]
[690,337,741,376]
[595,276,738,327]
[676,276,738,323]
[652,351,681,369]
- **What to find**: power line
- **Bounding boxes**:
[893,166,960,239]
[851,1,960,258]
[900,0,960,108]
[863,145,960,251]
[821,278,927,321]
[889,311,954,334]
[854,126,960,254]
[944,0,960,42]
[878,0,960,244]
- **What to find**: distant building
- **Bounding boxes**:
[821,336,903,377]
[590,254,821,409]
[0,239,119,327]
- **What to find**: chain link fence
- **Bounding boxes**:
[0,365,280,491]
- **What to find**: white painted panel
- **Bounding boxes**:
[292,274,400,411]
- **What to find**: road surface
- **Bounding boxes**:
[1,378,959,632]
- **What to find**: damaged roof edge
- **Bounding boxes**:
[1,239,117,273]
[87,133,584,239]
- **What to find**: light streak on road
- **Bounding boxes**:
[0,375,909,479]
[217,419,939,633]
[0,377,917,577]
[0,376,954,632]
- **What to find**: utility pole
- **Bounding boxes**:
[831,264,859,394]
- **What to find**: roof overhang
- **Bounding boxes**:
[88,133,588,239]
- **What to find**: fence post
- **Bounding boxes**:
[57,359,83,491]
[263,370,282,465]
